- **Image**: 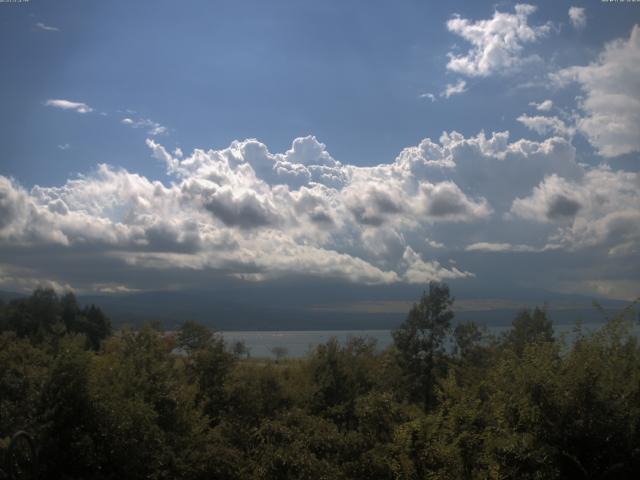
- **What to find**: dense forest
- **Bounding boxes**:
[1,283,639,479]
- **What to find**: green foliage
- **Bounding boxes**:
[308,337,378,428]
[89,326,217,479]
[176,319,213,352]
[392,281,455,409]
[2,287,640,479]
[187,335,237,423]
[225,363,290,427]
[0,288,111,350]
[453,320,485,360]
[38,335,98,478]
[0,332,51,435]
[251,410,346,480]
[503,306,554,355]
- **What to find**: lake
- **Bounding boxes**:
[221,322,640,358]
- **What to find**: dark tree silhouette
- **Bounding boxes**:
[0,288,110,349]
[453,320,484,359]
[392,281,454,410]
[177,319,214,352]
[503,306,553,355]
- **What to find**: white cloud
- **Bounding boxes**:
[446,4,551,77]
[45,99,93,114]
[510,167,640,254]
[57,144,70,150]
[3,133,488,286]
[419,92,436,102]
[442,79,467,98]
[419,80,467,102]
[510,174,585,222]
[465,242,539,253]
[0,264,71,293]
[121,117,167,136]
[421,181,491,221]
[575,279,640,302]
[1,127,637,294]
[529,99,553,111]
[426,238,445,249]
[402,246,473,283]
[568,7,586,30]
[34,22,59,32]
[553,25,640,157]
[395,130,581,212]
[517,114,574,137]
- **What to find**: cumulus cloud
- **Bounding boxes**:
[510,174,584,222]
[203,188,278,229]
[568,7,586,30]
[553,25,640,157]
[1,126,637,294]
[402,247,473,283]
[45,99,93,114]
[344,185,404,226]
[442,79,467,98]
[529,99,553,111]
[510,167,640,255]
[446,4,551,77]
[421,181,491,220]
[2,133,495,288]
[394,130,581,212]
[517,114,574,137]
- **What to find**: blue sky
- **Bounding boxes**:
[3,0,637,184]
[0,1,639,306]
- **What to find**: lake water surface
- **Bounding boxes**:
[222,322,640,358]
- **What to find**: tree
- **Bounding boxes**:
[2,288,60,341]
[309,337,378,428]
[270,346,288,362]
[175,321,236,424]
[81,304,112,350]
[38,336,98,478]
[392,281,454,409]
[224,363,289,427]
[177,320,213,352]
[0,289,111,350]
[503,307,553,355]
[232,340,250,358]
[453,321,484,360]
[0,332,51,436]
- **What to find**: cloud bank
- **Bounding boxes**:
[1,124,637,295]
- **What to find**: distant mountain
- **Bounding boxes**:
[0,290,26,303]
[3,286,633,332]
[77,286,634,332]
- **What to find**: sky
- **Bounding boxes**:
[0,0,639,307]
